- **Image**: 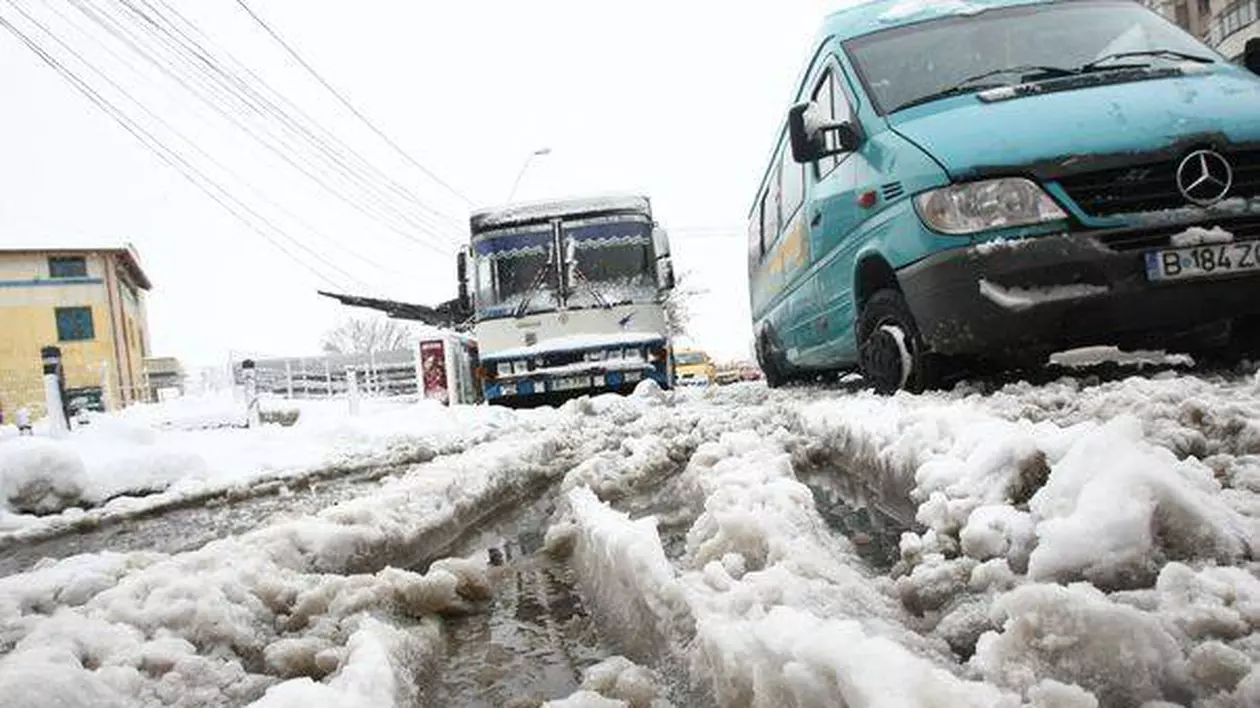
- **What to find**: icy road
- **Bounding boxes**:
[1,365,1258,707]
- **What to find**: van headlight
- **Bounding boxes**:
[914,178,1066,235]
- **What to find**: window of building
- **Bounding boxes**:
[1198,0,1211,18]
[48,256,87,279]
[1174,1,1190,29]
[55,306,95,341]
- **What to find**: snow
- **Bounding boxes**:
[879,0,983,23]
[2,372,1259,707]
[1169,225,1235,247]
[978,280,1109,312]
[0,392,513,539]
[471,194,651,230]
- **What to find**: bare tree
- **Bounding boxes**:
[321,315,414,354]
[663,270,705,338]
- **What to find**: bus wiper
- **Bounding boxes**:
[514,247,556,318]
[1077,49,1214,73]
[891,65,1075,112]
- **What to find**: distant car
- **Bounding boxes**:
[749,0,1260,393]
[674,349,717,387]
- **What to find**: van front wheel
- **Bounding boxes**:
[858,289,941,394]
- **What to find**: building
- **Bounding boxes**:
[1146,0,1258,61]
[0,244,152,420]
[1208,0,1259,60]
[142,356,185,401]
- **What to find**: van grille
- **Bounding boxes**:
[880,182,905,201]
[1056,148,1260,217]
[1092,216,1260,252]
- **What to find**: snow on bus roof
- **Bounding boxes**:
[470,194,651,231]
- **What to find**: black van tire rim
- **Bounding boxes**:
[862,322,912,393]
[858,289,933,394]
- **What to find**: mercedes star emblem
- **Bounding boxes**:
[1176,150,1233,206]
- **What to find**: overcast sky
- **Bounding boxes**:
[0,0,842,368]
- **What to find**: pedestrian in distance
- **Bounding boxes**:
[15,407,32,436]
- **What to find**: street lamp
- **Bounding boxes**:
[507,147,551,202]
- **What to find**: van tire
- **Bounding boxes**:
[858,289,941,394]
[757,330,790,388]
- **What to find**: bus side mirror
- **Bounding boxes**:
[657,256,675,291]
[652,226,671,258]
[456,251,471,314]
[1246,38,1260,75]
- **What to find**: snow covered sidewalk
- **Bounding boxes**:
[0,393,520,543]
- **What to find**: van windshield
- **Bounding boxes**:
[845,0,1218,115]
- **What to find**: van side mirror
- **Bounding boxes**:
[788,101,861,164]
[656,257,675,291]
[456,251,471,314]
[1246,38,1260,75]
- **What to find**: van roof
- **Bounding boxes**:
[818,0,1053,44]
[747,0,1062,218]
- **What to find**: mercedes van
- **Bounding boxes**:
[748,0,1260,392]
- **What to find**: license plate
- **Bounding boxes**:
[1145,242,1260,282]
[551,376,591,392]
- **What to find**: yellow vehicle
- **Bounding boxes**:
[674,349,716,387]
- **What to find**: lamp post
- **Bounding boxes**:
[506,147,551,203]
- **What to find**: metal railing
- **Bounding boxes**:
[229,348,419,399]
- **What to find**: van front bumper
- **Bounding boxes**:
[897,217,1260,358]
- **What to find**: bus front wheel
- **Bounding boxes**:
[857,289,942,395]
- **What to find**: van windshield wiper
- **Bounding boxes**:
[891,65,1075,112]
[1077,49,1214,73]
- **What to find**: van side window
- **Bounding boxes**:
[748,200,764,266]
[812,72,839,176]
[761,170,779,254]
[812,66,855,178]
[780,144,805,224]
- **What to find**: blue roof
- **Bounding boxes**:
[817,0,1057,44]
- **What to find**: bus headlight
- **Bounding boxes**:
[496,362,513,377]
[914,178,1066,235]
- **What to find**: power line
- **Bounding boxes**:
[49,0,431,280]
[0,0,364,291]
[233,0,474,207]
[109,0,462,254]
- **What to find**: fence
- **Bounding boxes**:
[228,348,419,400]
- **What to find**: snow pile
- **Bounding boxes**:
[0,541,486,708]
[978,280,1109,312]
[564,428,1020,707]
[0,409,595,706]
[0,437,90,514]
[797,379,1260,706]
[1169,226,1234,247]
[543,656,673,708]
[0,393,517,537]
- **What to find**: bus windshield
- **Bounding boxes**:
[473,227,559,317]
[564,217,658,309]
